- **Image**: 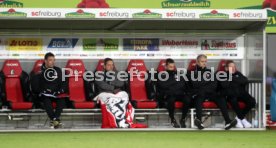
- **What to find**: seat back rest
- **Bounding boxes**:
[188,59,197,71]
[65,60,86,102]
[217,59,227,72]
[32,59,44,74]
[157,60,166,72]
[157,59,177,72]
[29,60,44,95]
[127,60,148,101]
[95,59,105,72]
[1,60,24,103]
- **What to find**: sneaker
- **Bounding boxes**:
[171,119,180,128]
[241,118,252,128]
[194,119,204,130]
[50,120,55,129]
[180,118,186,128]
[53,118,62,129]
[225,119,237,130]
[235,117,244,128]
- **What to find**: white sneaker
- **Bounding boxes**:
[235,117,244,128]
[241,119,252,128]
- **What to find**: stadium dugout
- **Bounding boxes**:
[0,8,267,131]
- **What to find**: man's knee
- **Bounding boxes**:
[227,97,238,104]
[183,97,192,106]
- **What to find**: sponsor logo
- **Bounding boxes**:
[147,53,155,57]
[201,39,237,50]
[31,10,62,17]
[230,53,238,57]
[161,39,198,47]
[139,53,146,56]
[222,53,229,56]
[10,69,14,75]
[12,53,20,56]
[254,53,262,57]
[233,12,263,19]
[131,63,144,66]
[48,38,78,48]
[83,38,119,51]
[80,54,88,57]
[63,54,71,57]
[6,63,18,66]
[166,11,196,18]
[69,63,82,66]
[267,10,276,27]
[65,9,95,18]
[55,53,62,57]
[37,54,45,57]
[199,10,229,19]
[132,9,162,18]
[123,38,159,51]
[162,0,210,8]
[99,11,129,18]
[97,54,104,57]
[0,0,23,8]
[180,54,188,57]
[7,38,42,51]
[0,8,26,17]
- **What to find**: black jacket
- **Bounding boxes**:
[38,63,67,95]
[218,71,248,97]
[187,65,218,95]
[156,70,188,98]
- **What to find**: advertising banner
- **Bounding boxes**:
[0,0,274,32]
[0,35,245,59]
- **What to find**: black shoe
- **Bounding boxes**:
[171,119,180,128]
[180,118,186,128]
[194,119,205,130]
[225,119,237,130]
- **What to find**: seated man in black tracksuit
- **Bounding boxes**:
[37,52,67,129]
[156,59,191,128]
[187,54,237,130]
[219,60,256,128]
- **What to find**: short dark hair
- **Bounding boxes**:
[44,52,55,60]
[165,58,175,66]
[225,60,234,68]
[104,58,113,66]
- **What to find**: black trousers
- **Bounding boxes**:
[194,91,231,123]
[41,95,65,120]
[165,94,192,120]
[227,91,256,120]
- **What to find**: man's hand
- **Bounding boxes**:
[53,91,61,96]
[43,89,53,94]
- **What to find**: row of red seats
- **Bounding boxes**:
[1,59,245,110]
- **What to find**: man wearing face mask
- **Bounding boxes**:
[156,58,191,128]
[38,52,67,129]
[187,54,237,130]
[219,60,256,128]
